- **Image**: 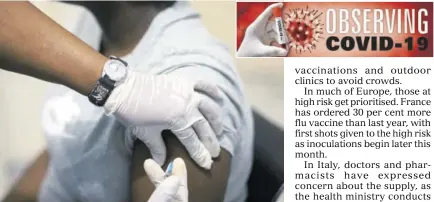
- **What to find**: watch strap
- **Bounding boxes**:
[88,75,116,107]
[88,56,128,107]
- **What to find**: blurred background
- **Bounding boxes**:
[0,1,283,200]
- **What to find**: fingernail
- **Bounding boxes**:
[143,159,155,171]
[173,158,186,176]
[204,159,213,170]
[211,147,221,158]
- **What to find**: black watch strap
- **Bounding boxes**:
[88,75,116,107]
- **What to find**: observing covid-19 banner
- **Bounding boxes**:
[237,2,433,57]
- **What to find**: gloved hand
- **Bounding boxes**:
[146,158,188,202]
[104,70,223,169]
[40,90,193,201]
[237,3,288,57]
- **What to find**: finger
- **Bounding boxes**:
[255,3,284,26]
[197,95,223,136]
[172,158,188,188]
[172,126,213,169]
[193,118,221,158]
[134,126,166,165]
[193,81,223,104]
[147,176,181,202]
[144,159,166,186]
[172,158,188,201]
[265,30,278,45]
[172,158,187,178]
[260,45,288,57]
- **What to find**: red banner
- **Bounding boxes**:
[237,2,433,57]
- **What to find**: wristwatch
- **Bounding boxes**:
[88,56,129,107]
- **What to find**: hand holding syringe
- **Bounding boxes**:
[145,158,188,202]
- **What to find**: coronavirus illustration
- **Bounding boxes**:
[284,6,324,53]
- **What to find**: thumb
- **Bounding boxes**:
[172,158,188,201]
[260,45,288,57]
[254,3,284,26]
[144,159,166,186]
[148,176,181,202]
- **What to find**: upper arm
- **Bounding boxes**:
[161,64,243,157]
[131,130,231,202]
[132,43,243,201]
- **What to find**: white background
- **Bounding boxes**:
[285,57,434,201]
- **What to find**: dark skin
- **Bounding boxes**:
[132,131,231,202]
[0,1,172,92]
[3,132,231,202]
[3,2,231,201]
[0,2,106,95]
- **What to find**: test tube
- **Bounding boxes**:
[273,6,288,48]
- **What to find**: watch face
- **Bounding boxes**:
[105,59,127,82]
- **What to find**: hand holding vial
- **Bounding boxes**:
[237,3,289,57]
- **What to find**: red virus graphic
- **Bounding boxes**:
[284,7,324,53]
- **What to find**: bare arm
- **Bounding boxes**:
[131,130,231,202]
[3,131,231,202]
[0,2,106,95]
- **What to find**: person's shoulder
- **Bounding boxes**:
[153,18,235,76]
[155,3,231,58]
[162,19,229,54]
